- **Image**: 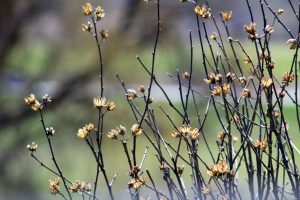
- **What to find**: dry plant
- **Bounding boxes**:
[25,0,300,200]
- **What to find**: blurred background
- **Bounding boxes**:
[1,0,299,199]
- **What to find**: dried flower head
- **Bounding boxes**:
[131,124,142,136]
[81,182,91,192]
[202,185,212,195]
[46,127,55,136]
[177,165,185,175]
[107,129,119,139]
[239,76,247,87]
[277,9,284,15]
[116,125,126,135]
[240,89,251,98]
[139,85,145,93]
[221,11,232,21]
[244,57,252,64]
[77,127,88,139]
[27,142,38,151]
[207,160,230,177]
[204,73,222,85]
[82,3,93,15]
[85,123,95,132]
[279,90,285,98]
[244,22,257,40]
[93,97,106,108]
[210,32,217,40]
[69,180,81,193]
[31,101,42,111]
[261,77,272,89]
[127,89,137,100]
[231,115,240,124]
[100,29,109,40]
[195,4,211,19]
[171,130,181,138]
[282,71,294,85]
[226,72,235,83]
[128,176,146,189]
[182,72,190,79]
[81,21,93,32]
[254,139,268,150]
[189,128,200,140]
[49,177,60,194]
[95,6,105,21]
[287,39,298,50]
[211,83,230,96]
[24,93,36,105]
[217,131,226,140]
[264,25,274,35]
[107,101,116,111]
[159,162,170,171]
[77,123,94,139]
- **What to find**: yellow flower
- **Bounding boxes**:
[207,160,230,177]
[27,142,38,151]
[81,21,93,32]
[107,101,116,111]
[261,77,272,89]
[239,76,247,87]
[49,177,60,194]
[240,89,251,98]
[82,3,93,15]
[128,176,146,189]
[221,11,232,21]
[254,139,268,150]
[24,93,36,105]
[282,71,294,85]
[189,128,200,140]
[100,30,109,40]
[171,130,181,138]
[93,97,107,108]
[131,124,142,136]
[211,83,230,96]
[95,6,105,21]
[194,4,211,19]
[244,22,257,40]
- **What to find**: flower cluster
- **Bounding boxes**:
[27,142,38,152]
[93,97,116,111]
[49,177,60,195]
[24,93,52,111]
[207,160,233,177]
[107,125,126,139]
[69,180,91,193]
[77,123,95,139]
[244,22,257,40]
[254,139,268,150]
[194,5,211,19]
[171,124,199,140]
